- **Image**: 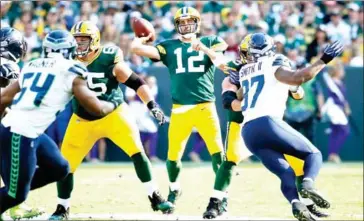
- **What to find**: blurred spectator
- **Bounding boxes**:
[346,3,362,41]
[37,7,67,39]
[274,34,286,54]
[0,1,12,27]
[306,26,329,64]
[188,131,205,163]
[74,2,99,25]
[326,9,351,46]
[287,49,306,69]
[223,32,239,61]
[284,69,325,144]
[86,139,107,162]
[284,25,305,52]
[125,74,161,163]
[23,22,42,61]
[322,61,351,163]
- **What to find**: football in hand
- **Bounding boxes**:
[131,18,155,43]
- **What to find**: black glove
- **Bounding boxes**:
[147,101,166,125]
[320,40,344,64]
[100,89,123,110]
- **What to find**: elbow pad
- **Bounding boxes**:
[124,73,146,91]
[289,86,305,100]
[222,91,237,110]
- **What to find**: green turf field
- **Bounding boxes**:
[3,162,363,220]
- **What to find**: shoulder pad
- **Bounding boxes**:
[67,61,88,79]
[272,54,293,69]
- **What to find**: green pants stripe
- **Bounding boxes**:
[8,133,21,198]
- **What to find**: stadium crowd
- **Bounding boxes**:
[1,1,363,68]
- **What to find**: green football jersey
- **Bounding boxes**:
[155,35,225,105]
[225,59,245,124]
[72,45,124,120]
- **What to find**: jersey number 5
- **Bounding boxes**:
[87,72,107,96]
[241,75,265,111]
[12,72,55,107]
[174,47,205,74]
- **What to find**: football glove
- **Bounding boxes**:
[0,62,20,80]
[320,40,344,64]
[147,101,166,125]
[100,89,123,110]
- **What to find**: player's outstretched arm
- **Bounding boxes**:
[130,34,161,60]
[192,38,229,71]
[221,77,241,112]
[113,62,166,125]
[72,77,117,117]
[275,41,344,86]
[0,81,20,116]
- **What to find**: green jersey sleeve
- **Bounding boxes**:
[153,41,169,64]
[209,35,226,52]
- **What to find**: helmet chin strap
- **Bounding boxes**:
[179,33,196,41]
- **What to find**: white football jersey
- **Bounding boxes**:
[229,54,292,124]
[2,53,87,138]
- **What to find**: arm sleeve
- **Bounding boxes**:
[228,69,241,88]
[210,35,227,52]
[272,54,294,74]
[151,42,167,63]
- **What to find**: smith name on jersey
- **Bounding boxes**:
[2,53,87,138]
[229,54,293,124]
[72,45,124,120]
[154,35,225,105]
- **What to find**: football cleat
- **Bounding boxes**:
[307,204,329,218]
[221,197,228,215]
[300,180,330,209]
[48,204,69,220]
[10,204,44,220]
[292,201,316,221]
[148,191,175,214]
[167,188,182,205]
[203,197,223,219]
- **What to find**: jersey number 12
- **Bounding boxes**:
[174,47,205,74]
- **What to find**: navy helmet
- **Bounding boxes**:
[42,30,77,60]
[248,33,276,62]
[0,27,27,62]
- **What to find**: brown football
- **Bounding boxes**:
[131,18,155,43]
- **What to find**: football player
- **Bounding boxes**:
[131,6,228,212]
[203,34,329,219]
[49,21,173,220]
[0,30,121,219]
[222,33,343,220]
[0,27,45,220]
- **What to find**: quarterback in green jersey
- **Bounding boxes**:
[131,6,228,212]
[49,21,174,220]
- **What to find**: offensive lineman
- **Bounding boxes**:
[50,21,173,220]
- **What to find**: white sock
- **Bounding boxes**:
[169,182,180,191]
[301,197,314,205]
[212,190,226,201]
[144,180,158,197]
[291,199,300,204]
[303,177,314,183]
[58,198,70,210]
